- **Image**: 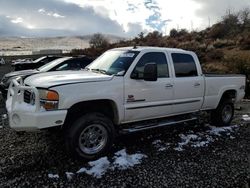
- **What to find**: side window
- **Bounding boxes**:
[79,59,92,68]
[132,52,169,78]
[171,53,198,77]
[68,60,82,70]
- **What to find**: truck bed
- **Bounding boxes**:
[202,74,246,110]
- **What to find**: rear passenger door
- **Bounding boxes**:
[170,53,204,114]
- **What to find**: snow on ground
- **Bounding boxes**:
[76,149,147,179]
[174,134,202,151]
[65,172,74,181]
[207,125,238,136]
[48,173,59,179]
[113,149,147,170]
[242,114,250,121]
[52,124,241,180]
[152,125,239,152]
[152,140,171,151]
[174,125,238,151]
[77,157,110,178]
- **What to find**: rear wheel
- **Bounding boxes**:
[210,99,234,126]
[65,113,115,160]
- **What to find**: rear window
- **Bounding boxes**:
[171,53,198,77]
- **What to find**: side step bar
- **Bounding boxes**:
[120,117,197,134]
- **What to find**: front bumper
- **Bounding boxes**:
[6,79,67,131]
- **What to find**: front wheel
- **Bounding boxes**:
[65,113,115,160]
[210,99,234,126]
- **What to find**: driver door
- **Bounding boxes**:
[124,52,174,122]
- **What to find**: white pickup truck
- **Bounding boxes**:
[6,47,246,160]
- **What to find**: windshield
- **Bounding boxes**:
[37,57,71,72]
[33,56,46,63]
[87,50,139,75]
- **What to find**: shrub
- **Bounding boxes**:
[208,23,227,39]
[169,29,178,38]
[238,34,250,50]
[89,33,110,48]
[202,62,230,74]
[213,39,235,48]
[205,49,224,61]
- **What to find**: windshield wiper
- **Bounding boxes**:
[91,68,108,75]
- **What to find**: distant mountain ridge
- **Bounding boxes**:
[0,34,125,53]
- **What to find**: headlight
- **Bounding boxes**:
[38,89,59,110]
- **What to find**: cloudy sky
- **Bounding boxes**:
[0,0,249,37]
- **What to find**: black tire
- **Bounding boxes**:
[65,113,115,160]
[210,99,234,126]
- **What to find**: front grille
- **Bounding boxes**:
[24,90,31,103]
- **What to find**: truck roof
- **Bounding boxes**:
[111,46,189,53]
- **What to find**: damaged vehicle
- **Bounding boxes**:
[0,56,93,99]
[12,56,62,71]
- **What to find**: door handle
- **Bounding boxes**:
[194,83,201,87]
[165,83,173,88]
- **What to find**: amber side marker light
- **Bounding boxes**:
[47,91,59,100]
[40,90,59,110]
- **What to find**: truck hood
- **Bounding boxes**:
[24,70,113,88]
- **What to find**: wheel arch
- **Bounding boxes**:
[63,99,119,130]
[216,89,237,108]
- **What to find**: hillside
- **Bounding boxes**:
[78,10,250,98]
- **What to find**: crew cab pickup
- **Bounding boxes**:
[6,47,246,160]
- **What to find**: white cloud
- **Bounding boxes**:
[38,8,65,18]
[62,0,204,35]
[38,8,46,13]
[1,0,250,37]
[27,24,35,29]
[52,13,65,18]
[11,17,23,24]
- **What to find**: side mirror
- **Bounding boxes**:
[144,63,157,81]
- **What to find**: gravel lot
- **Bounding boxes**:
[0,63,249,188]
